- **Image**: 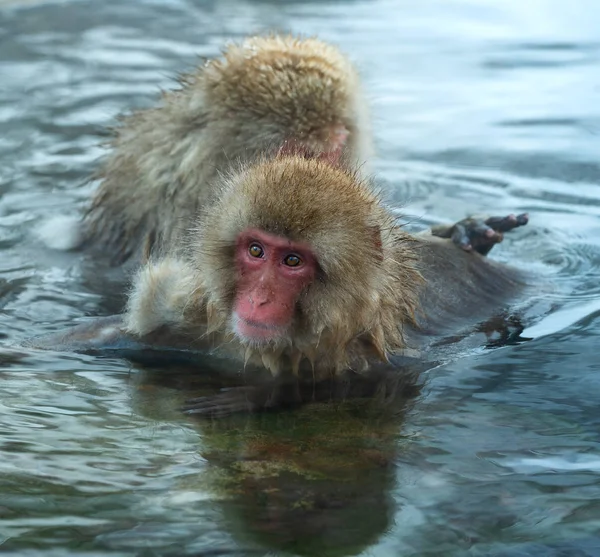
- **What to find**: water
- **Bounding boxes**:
[1,0,600,555]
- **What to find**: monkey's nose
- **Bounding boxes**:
[249,291,270,307]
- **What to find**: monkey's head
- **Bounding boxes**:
[200,35,371,168]
[193,156,420,373]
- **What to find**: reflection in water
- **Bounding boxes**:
[1,0,600,555]
[129,365,423,556]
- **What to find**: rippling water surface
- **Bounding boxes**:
[1,0,600,555]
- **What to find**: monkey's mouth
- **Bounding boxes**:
[232,313,288,343]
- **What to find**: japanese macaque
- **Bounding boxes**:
[28,156,532,398]
[82,34,371,265]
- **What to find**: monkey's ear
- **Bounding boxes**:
[368,226,384,262]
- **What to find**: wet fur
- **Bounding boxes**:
[84,35,372,265]
[124,156,528,380]
[125,156,421,378]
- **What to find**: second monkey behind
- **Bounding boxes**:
[84,34,372,265]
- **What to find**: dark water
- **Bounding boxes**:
[1,0,600,555]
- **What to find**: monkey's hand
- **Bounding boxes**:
[431,213,529,256]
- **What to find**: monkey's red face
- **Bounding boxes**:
[233,229,317,343]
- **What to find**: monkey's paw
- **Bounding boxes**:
[431,213,529,256]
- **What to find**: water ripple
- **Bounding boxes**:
[1,0,600,555]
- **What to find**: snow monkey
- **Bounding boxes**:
[31,155,531,414]
[83,34,372,265]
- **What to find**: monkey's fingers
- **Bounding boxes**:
[468,229,504,256]
[445,213,529,256]
[450,223,474,251]
[432,219,501,249]
[484,213,529,233]
[451,223,503,255]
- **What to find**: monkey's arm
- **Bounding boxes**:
[123,257,200,336]
[430,213,529,255]
[409,234,531,342]
[22,258,235,369]
[23,260,202,360]
[21,315,212,366]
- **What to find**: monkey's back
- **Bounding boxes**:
[405,235,532,354]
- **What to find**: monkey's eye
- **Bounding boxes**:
[284,254,302,267]
[248,244,264,258]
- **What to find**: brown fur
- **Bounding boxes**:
[84,34,372,265]
[125,156,422,378]
[27,157,530,384]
